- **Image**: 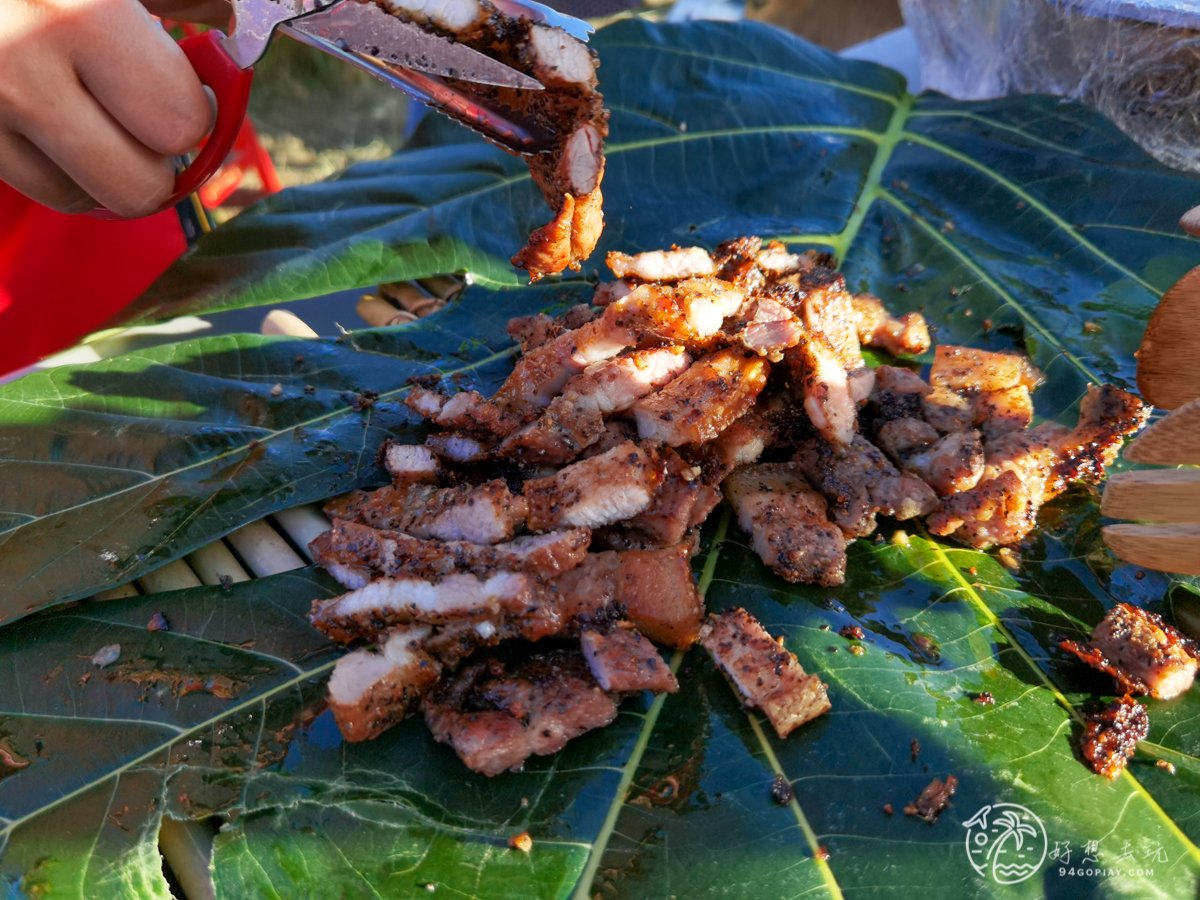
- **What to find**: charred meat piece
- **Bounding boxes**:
[311,520,591,583]
[1080,697,1149,779]
[633,349,769,446]
[850,293,931,357]
[605,280,747,349]
[581,624,679,693]
[924,345,1040,437]
[866,365,931,431]
[606,246,717,282]
[723,463,847,587]
[422,649,619,776]
[735,297,806,356]
[309,571,536,643]
[903,775,958,824]
[326,626,441,742]
[1061,603,1198,700]
[876,424,985,496]
[711,235,766,290]
[425,432,491,464]
[794,436,939,538]
[524,441,663,531]
[699,608,831,738]
[500,346,692,463]
[326,479,527,545]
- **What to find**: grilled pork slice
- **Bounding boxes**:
[850,292,931,357]
[633,349,769,446]
[381,440,441,484]
[794,268,872,398]
[785,335,857,447]
[876,422,985,496]
[928,385,1148,547]
[794,436,939,538]
[524,440,663,531]
[699,608,831,738]
[550,546,704,648]
[326,626,441,742]
[327,480,527,545]
[866,365,931,430]
[1080,697,1149,780]
[500,346,692,463]
[311,520,591,583]
[1061,603,1198,700]
[623,447,722,546]
[724,463,847,587]
[608,279,747,347]
[736,297,806,356]
[423,650,619,776]
[425,432,491,464]
[923,345,1040,436]
[581,624,680,693]
[309,571,535,643]
[606,246,716,282]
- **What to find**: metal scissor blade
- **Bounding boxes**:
[490,0,593,42]
[286,2,543,89]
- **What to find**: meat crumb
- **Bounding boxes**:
[815,845,830,861]
[1080,697,1149,780]
[91,644,121,668]
[839,625,865,641]
[147,612,170,633]
[770,773,794,805]
[909,738,921,762]
[971,691,995,705]
[1157,758,1177,776]
[903,775,958,824]
[882,803,894,816]
[509,832,533,853]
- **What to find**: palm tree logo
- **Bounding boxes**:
[964,803,1048,884]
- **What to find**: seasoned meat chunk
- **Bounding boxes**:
[1080,697,1149,780]
[326,480,527,544]
[699,608,831,738]
[606,246,716,282]
[326,626,441,742]
[524,441,663,531]
[794,436,939,538]
[422,650,619,776]
[581,624,680,693]
[850,292,931,357]
[381,440,441,484]
[1061,603,1198,700]
[633,349,769,446]
[785,334,858,447]
[723,463,847,587]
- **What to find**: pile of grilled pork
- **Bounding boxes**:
[307,236,1151,775]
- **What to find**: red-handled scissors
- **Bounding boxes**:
[95,0,592,218]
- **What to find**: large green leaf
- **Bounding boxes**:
[2,18,1200,898]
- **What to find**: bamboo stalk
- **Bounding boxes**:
[225,519,306,577]
[186,540,252,585]
[272,505,332,561]
[136,559,202,594]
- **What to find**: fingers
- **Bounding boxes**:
[0,0,216,217]
[75,1,214,157]
[0,131,93,213]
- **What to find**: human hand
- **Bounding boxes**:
[0,0,229,217]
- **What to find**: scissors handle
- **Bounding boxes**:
[90,31,254,220]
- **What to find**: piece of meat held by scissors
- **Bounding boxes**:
[366,0,609,281]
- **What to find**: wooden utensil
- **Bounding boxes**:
[1101,208,1200,574]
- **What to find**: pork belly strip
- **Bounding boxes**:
[723,463,846,587]
[624,447,722,546]
[699,608,831,739]
[794,436,939,538]
[327,626,441,742]
[324,480,526,545]
[309,571,536,643]
[524,440,663,531]
[606,246,716,282]
[500,346,692,463]
[380,440,441,484]
[633,349,769,446]
[1061,603,1198,700]
[581,624,680,693]
[423,649,619,776]
[310,520,591,584]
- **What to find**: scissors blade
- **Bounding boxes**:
[286,2,543,89]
